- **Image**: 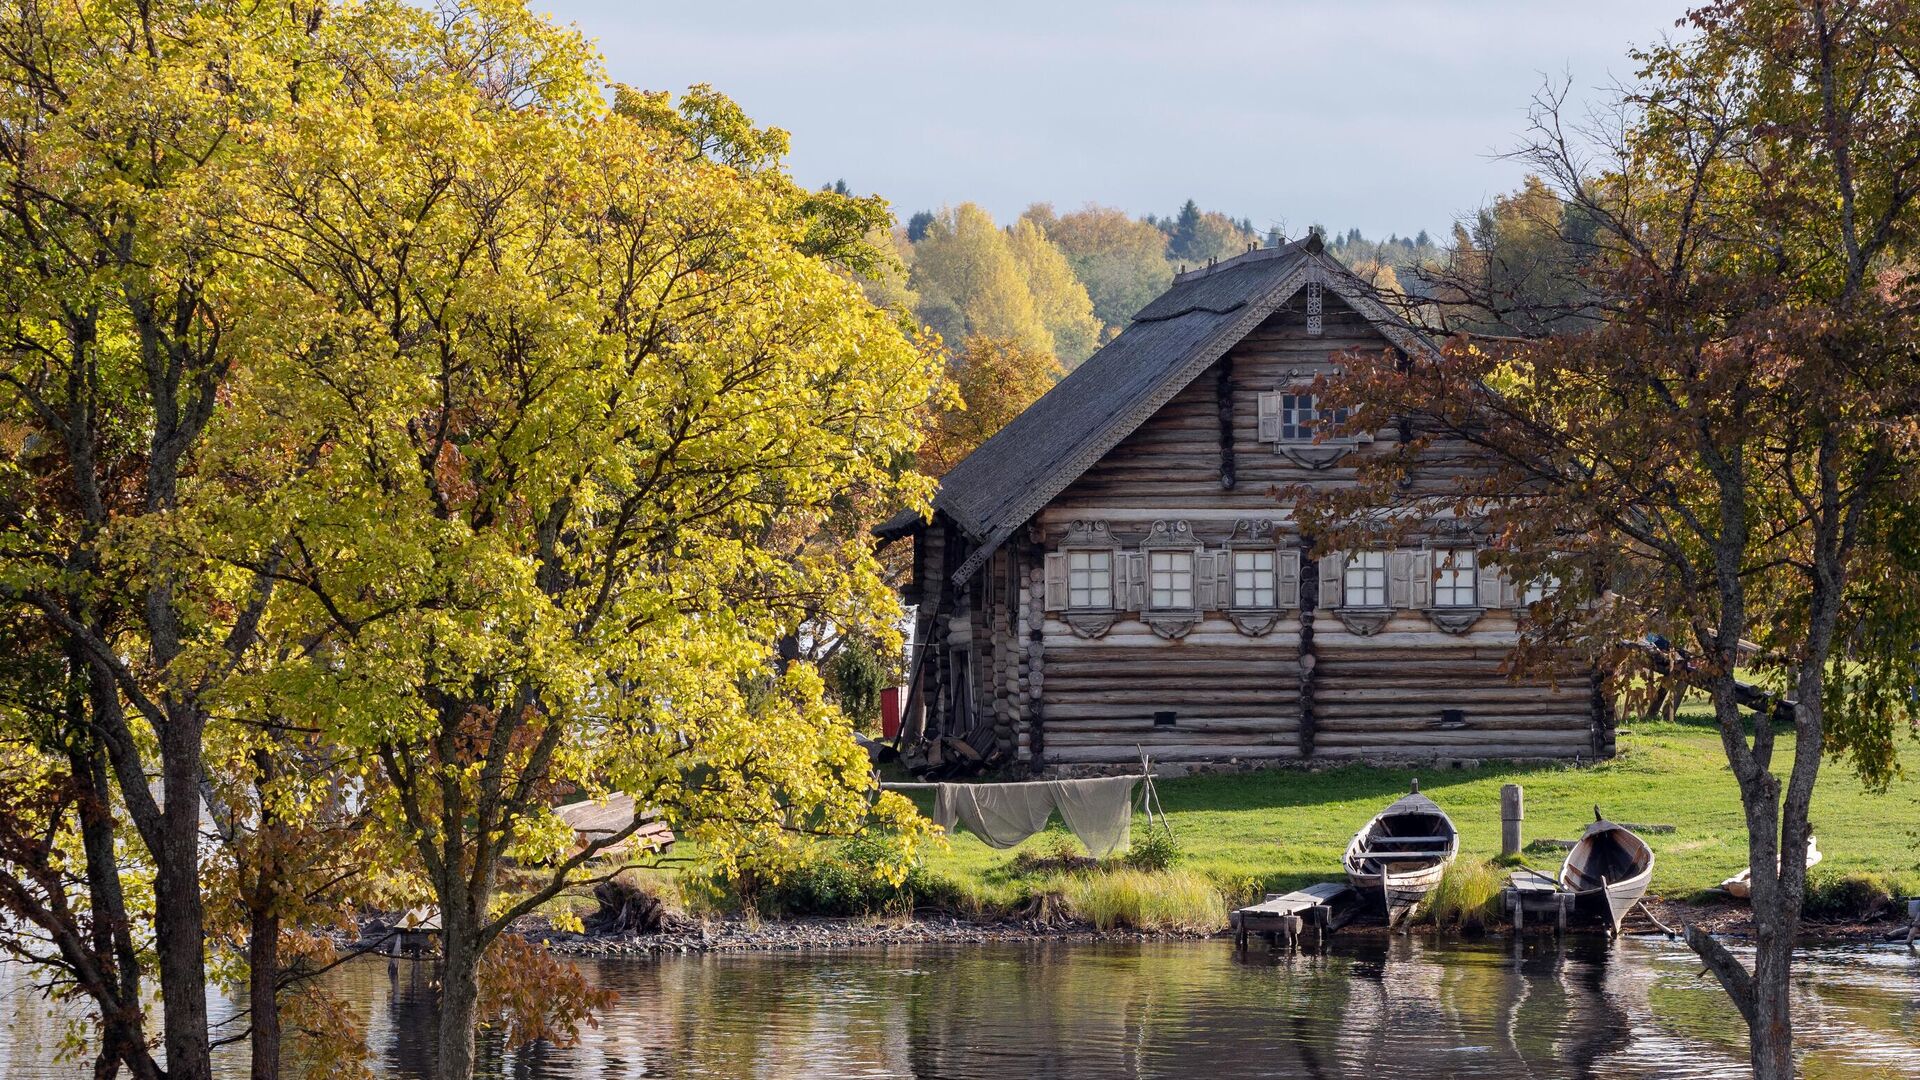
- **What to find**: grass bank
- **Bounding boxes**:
[897,708,1920,916]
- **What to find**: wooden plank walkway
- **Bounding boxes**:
[1503,867,1573,934]
[1231,882,1356,952]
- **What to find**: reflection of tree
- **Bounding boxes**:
[319,936,1919,1077]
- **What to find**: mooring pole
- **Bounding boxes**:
[1500,783,1524,859]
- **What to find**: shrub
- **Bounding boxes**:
[1060,868,1226,932]
[1123,829,1182,872]
[759,833,947,916]
[1802,869,1893,920]
[1421,858,1506,931]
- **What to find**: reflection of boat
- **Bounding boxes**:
[1343,784,1459,927]
[1560,809,1655,935]
[1720,835,1820,899]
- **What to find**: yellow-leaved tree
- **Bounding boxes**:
[193,7,945,1077]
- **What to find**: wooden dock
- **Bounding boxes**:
[1231,882,1357,952]
[1503,867,1573,933]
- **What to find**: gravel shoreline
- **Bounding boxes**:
[350,898,1913,959]
[532,915,1218,956]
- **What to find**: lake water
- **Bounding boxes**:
[2,935,1917,1078]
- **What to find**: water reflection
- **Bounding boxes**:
[2,936,1916,1078]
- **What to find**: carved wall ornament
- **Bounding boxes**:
[1143,611,1201,640]
[1227,611,1282,637]
[1142,519,1197,548]
[1335,608,1392,636]
[1305,277,1324,336]
[1065,612,1117,639]
[1062,519,1114,547]
[1425,607,1485,635]
[1229,518,1278,543]
[1278,445,1351,471]
[1428,518,1481,545]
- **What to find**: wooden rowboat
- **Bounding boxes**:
[1720,835,1821,900]
[1560,809,1655,935]
[1344,783,1459,927]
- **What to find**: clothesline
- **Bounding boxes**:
[880,776,1149,790]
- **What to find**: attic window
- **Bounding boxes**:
[1260,391,1349,445]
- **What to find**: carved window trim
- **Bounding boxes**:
[1042,520,1124,636]
[1222,520,1293,637]
[1140,520,1203,613]
[1419,536,1485,634]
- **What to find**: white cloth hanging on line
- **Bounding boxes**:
[924,776,1142,858]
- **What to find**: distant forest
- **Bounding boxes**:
[860,194,1446,373]
[852,183,1578,473]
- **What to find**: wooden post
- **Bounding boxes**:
[1500,784,1524,859]
[1278,914,1302,952]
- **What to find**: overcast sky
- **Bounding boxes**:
[531,1,1694,239]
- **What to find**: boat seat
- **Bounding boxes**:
[1363,836,1451,845]
[1353,851,1445,862]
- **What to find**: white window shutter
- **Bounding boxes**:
[1410,550,1433,608]
[1257,391,1282,442]
[1125,551,1147,610]
[1043,552,1067,611]
[1501,565,1523,609]
[1317,549,1344,608]
[1388,550,1413,609]
[1216,551,1234,608]
[1277,550,1301,609]
[1193,551,1216,611]
[1478,557,1502,610]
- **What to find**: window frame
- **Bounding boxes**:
[1229,547,1279,611]
[1432,547,1478,609]
[1276,391,1349,443]
[1065,548,1116,611]
[1342,550,1389,609]
[1147,547,1197,611]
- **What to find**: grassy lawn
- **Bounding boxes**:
[903,705,1920,908]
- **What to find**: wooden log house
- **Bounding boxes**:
[878,235,1614,773]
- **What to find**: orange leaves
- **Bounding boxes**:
[476,934,616,1053]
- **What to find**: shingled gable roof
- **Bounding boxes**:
[901,234,1442,585]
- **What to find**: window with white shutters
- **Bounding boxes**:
[1148,549,1194,609]
[1434,548,1477,607]
[1343,551,1388,607]
[1067,550,1113,609]
[1232,549,1277,608]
